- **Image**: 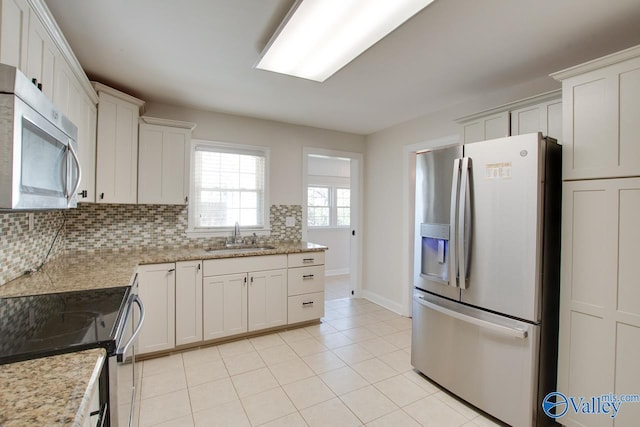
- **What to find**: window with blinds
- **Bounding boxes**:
[190,141,268,231]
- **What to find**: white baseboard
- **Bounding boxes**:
[361,290,407,316]
[325,268,349,277]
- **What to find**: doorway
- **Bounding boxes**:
[302,148,362,301]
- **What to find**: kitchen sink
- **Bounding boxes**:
[204,245,277,253]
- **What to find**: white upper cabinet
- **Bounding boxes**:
[25,10,55,98]
[510,98,562,144]
[457,90,561,144]
[54,58,97,202]
[0,0,30,71]
[552,45,640,180]
[93,82,145,204]
[138,117,195,205]
[460,111,510,144]
[2,0,99,202]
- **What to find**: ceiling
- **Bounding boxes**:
[44,0,640,135]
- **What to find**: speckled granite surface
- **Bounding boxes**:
[0,348,105,427]
[0,241,327,298]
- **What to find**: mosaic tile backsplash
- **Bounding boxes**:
[0,211,66,286]
[1,204,303,286]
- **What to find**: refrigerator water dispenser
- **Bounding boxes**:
[420,223,450,284]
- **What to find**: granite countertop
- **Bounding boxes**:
[0,348,106,427]
[0,242,325,423]
[0,241,327,298]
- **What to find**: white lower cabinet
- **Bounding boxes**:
[175,260,202,346]
[203,273,247,340]
[136,252,325,355]
[247,269,287,331]
[288,292,324,324]
[137,263,176,355]
[202,255,287,338]
[287,252,325,324]
[558,178,640,427]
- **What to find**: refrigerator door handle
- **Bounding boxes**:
[415,294,528,339]
[448,158,461,288]
[458,157,471,289]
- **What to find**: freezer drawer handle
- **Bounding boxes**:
[415,295,528,339]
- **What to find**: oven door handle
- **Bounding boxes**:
[117,295,145,362]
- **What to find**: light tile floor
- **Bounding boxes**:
[136,297,505,427]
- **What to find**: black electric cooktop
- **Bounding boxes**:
[0,286,130,365]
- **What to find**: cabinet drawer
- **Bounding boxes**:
[288,266,324,296]
[287,252,325,268]
[288,292,324,324]
[203,255,287,276]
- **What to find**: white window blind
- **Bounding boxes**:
[192,143,267,229]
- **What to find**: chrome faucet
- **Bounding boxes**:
[232,222,241,244]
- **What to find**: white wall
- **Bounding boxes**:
[144,102,365,206]
[362,75,560,315]
[307,228,350,275]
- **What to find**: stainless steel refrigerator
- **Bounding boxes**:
[411,133,561,427]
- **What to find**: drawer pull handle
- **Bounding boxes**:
[302,301,314,306]
[302,258,314,263]
[303,274,314,280]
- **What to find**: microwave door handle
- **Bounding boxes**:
[448,158,461,288]
[117,295,145,362]
[67,143,81,202]
[458,157,471,290]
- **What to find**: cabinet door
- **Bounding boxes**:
[95,92,139,204]
[0,0,30,72]
[562,56,640,180]
[510,99,562,144]
[26,12,55,99]
[137,263,176,355]
[558,178,640,426]
[461,111,510,143]
[76,95,97,202]
[203,273,247,340]
[138,123,190,205]
[175,261,203,346]
[248,269,287,331]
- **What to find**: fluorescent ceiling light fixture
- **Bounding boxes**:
[255,0,434,82]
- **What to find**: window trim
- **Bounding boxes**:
[186,139,271,238]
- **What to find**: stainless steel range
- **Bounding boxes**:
[0,278,145,427]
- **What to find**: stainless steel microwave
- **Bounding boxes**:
[0,63,80,210]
